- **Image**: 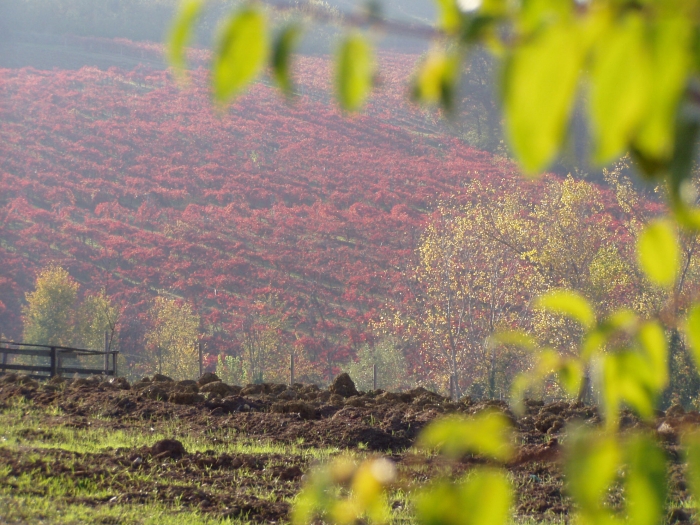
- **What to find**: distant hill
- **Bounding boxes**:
[0,0,436,48]
[327,0,435,23]
[0,45,523,379]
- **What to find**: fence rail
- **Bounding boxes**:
[0,340,118,379]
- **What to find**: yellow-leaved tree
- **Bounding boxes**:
[604,158,700,406]
[23,265,79,347]
[75,289,120,352]
[489,176,636,400]
[23,266,119,350]
[380,199,531,398]
[238,295,288,384]
[145,297,200,380]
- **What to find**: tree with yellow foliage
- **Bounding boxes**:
[382,200,532,398]
[23,265,79,347]
[604,158,700,406]
[469,177,636,400]
[237,295,288,384]
[23,265,120,351]
[382,176,639,400]
[145,297,200,380]
[75,289,120,352]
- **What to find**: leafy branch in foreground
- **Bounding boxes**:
[171,0,700,220]
[166,1,700,524]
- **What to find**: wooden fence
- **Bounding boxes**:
[0,340,118,379]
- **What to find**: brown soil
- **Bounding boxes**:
[0,374,696,523]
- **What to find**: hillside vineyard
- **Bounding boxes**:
[0,53,552,379]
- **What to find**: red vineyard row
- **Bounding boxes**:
[0,56,548,377]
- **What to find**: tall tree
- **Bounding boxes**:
[605,159,700,406]
[75,289,120,352]
[23,265,79,347]
[145,297,200,380]
[384,199,532,398]
[237,295,287,384]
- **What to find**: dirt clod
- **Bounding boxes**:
[271,401,316,420]
[200,381,234,398]
[669,508,692,523]
[198,372,220,386]
[168,392,203,405]
[152,439,187,458]
[667,403,686,418]
[143,386,167,401]
[109,377,131,390]
[277,466,303,480]
[330,373,358,398]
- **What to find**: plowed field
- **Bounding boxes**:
[0,373,696,524]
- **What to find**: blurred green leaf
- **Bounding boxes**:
[626,434,667,525]
[636,321,668,390]
[637,219,679,287]
[510,348,559,411]
[590,13,651,164]
[683,431,700,506]
[503,21,583,173]
[351,458,395,524]
[601,353,622,426]
[292,456,394,525]
[635,16,692,162]
[603,350,658,427]
[518,0,573,35]
[434,0,462,34]
[272,23,302,97]
[535,289,595,329]
[606,308,639,331]
[213,6,268,103]
[418,411,513,461]
[581,329,608,360]
[582,309,639,360]
[479,0,508,16]
[564,427,620,519]
[416,468,512,525]
[490,330,537,350]
[684,303,700,368]
[336,33,375,111]
[292,462,334,525]
[413,48,460,113]
[168,0,204,78]
[460,15,497,44]
[461,469,512,525]
[415,479,462,525]
[558,359,583,396]
[669,116,700,217]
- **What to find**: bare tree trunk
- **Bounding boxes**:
[577,369,591,404]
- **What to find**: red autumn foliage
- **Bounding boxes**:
[0,48,610,378]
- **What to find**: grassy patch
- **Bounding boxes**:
[0,494,245,525]
[0,403,338,459]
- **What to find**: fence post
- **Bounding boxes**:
[103,331,109,374]
[198,341,203,379]
[373,364,377,391]
[113,351,118,378]
[50,347,57,378]
[289,353,295,386]
[1,346,7,374]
